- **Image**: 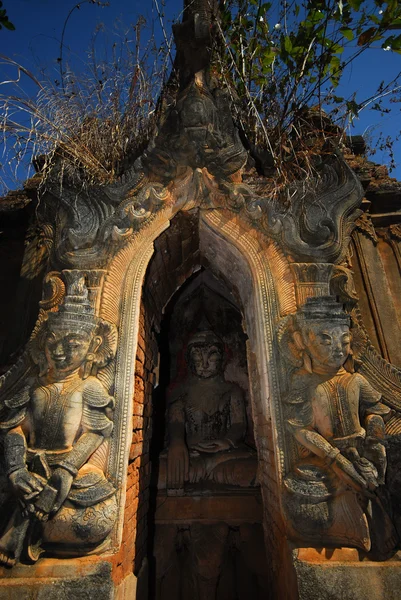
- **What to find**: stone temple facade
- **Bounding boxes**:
[1,2,401,599]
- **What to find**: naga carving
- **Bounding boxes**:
[211,155,363,263]
[30,61,363,272]
[0,271,118,566]
[279,296,397,557]
[36,168,171,269]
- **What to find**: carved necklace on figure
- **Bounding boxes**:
[34,376,83,449]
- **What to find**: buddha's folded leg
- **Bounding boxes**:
[208,456,257,487]
[158,453,208,487]
[189,455,207,483]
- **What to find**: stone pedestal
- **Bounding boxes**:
[155,491,263,523]
[293,547,401,600]
[0,556,114,600]
[153,491,269,599]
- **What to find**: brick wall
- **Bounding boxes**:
[111,301,155,587]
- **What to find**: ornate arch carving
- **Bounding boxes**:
[96,203,297,548]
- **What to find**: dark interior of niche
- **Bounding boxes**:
[147,267,252,597]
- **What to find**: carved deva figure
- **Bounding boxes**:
[281,296,396,556]
[0,272,118,566]
[158,331,256,495]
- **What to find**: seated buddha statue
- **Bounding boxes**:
[158,330,256,495]
[282,296,396,555]
[0,272,117,566]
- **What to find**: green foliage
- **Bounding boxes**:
[216,0,401,181]
[0,1,14,31]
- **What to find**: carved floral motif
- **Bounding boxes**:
[355,213,378,244]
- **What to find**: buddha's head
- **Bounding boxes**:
[186,330,224,379]
[293,297,351,374]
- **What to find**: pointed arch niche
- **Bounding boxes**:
[100,205,298,598]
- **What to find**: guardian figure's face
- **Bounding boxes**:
[44,328,92,375]
[303,324,351,372]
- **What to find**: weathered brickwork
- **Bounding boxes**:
[111,301,155,586]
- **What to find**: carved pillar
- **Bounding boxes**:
[352,214,401,364]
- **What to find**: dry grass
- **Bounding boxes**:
[0,19,171,195]
[0,9,375,202]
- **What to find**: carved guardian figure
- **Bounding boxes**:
[281,297,396,556]
[0,272,117,566]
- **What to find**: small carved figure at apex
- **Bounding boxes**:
[158,330,256,495]
[282,296,396,556]
[0,271,118,566]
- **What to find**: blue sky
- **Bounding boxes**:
[1,0,401,185]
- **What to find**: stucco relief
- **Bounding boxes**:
[28,70,364,273]
[0,271,117,565]
[5,5,401,599]
[5,193,401,568]
[278,296,397,556]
